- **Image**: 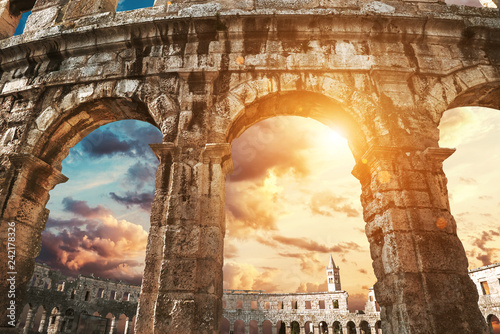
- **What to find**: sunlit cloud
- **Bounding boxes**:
[40,199,147,284]
[309,190,360,218]
[223,263,280,292]
[296,282,328,293]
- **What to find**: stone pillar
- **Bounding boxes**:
[152,143,232,333]
[38,311,48,332]
[135,143,175,334]
[0,0,21,39]
[22,308,34,334]
[370,326,377,334]
[352,146,489,334]
[53,313,62,333]
[246,323,250,334]
[125,319,133,334]
[0,154,67,332]
[285,325,291,334]
[108,317,117,334]
[63,0,119,21]
[258,323,263,334]
[341,327,347,334]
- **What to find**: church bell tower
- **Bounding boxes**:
[326,254,341,291]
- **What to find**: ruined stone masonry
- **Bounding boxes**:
[16,260,500,333]
[0,0,499,333]
[18,263,140,334]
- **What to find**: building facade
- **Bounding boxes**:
[18,258,500,333]
[18,263,140,334]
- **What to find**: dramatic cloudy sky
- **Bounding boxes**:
[11,0,497,313]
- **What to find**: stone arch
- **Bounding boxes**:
[222,79,376,158]
[249,320,258,334]
[220,317,230,334]
[305,321,313,334]
[277,321,286,334]
[48,307,61,333]
[30,96,159,169]
[333,321,342,334]
[487,314,500,334]
[291,321,300,334]
[116,314,128,334]
[17,303,31,329]
[234,319,245,334]
[32,305,46,333]
[262,320,272,334]
[346,321,356,334]
[0,82,178,331]
[359,320,370,334]
[319,321,329,334]
[447,81,500,111]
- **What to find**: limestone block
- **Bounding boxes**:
[160,258,197,291]
[116,79,140,97]
[63,0,119,21]
[36,106,58,131]
[1,128,16,146]
[24,5,60,32]
[0,0,21,39]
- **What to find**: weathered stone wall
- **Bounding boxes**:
[222,290,380,334]
[470,262,500,326]
[19,263,139,333]
[0,0,499,333]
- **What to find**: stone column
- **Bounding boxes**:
[108,317,117,334]
[352,146,489,334]
[246,323,250,334]
[152,143,232,333]
[22,308,34,334]
[285,325,291,334]
[53,313,62,333]
[38,311,48,332]
[258,323,262,334]
[370,326,377,334]
[125,318,133,334]
[0,154,67,332]
[135,143,175,334]
[0,0,21,39]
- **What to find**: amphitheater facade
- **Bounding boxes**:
[15,261,500,333]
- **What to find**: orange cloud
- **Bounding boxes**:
[296,282,328,293]
[223,263,280,292]
[229,117,316,183]
[271,236,362,254]
[309,190,360,218]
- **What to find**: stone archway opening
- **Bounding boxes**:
[0,94,163,330]
[223,115,373,297]
[438,106,500,271]
[487,314,500,334]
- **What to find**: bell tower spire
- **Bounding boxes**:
[326,254,341,291]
